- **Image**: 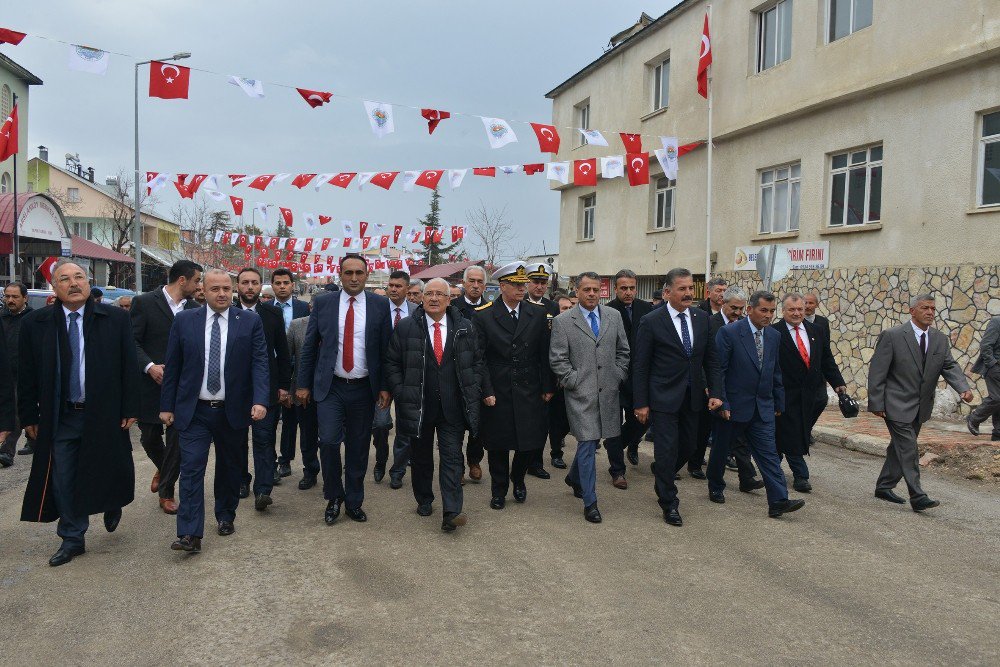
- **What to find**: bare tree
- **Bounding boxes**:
[92,169,160,287]
[172,199,243,269]
[465,200,515,269]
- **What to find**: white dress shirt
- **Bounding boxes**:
[426,313,447,350]
[464,296,483,307]
[504,302,521,319]
[787,321,811,357]
[911,320,930,353]
[389,299,411,330]
[337,290,368,379]
[163,286,186,314]
[63,304,86,401]
[199,308,229,400]
[665,302,691,343]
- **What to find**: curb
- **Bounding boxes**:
[813,426,887,458]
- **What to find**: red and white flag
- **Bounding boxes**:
[0,28,27,45]
[573,158,597,186]
[626,152,649,186]
[279,207,293,227]
[145,171,169,195]
[523,163,545,175]
[291,173,316,189]
[0,105,18,162]
[229,174,247,187]
[415,169,444,190]
[473,167,495,177]
[393,225,403,243]
[321,238,332,251]
[268,237,280,250]
[319,215,332,226]
[371,172,399,190]
[248,174,276,191]
[530,123,560,153]
[421,108,451,134]
[296,88,333,108]
[620,133,642,153]
[187,174,207,193]
[230,196,244,216]
[329,172,357,189]
[304,239,314,252]
[359,221,369,237]
[380,235,389,249]
[697,12,713,99]
[173,181,194,199]
[149,61,191,99]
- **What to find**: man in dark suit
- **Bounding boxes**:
[632,268,722,526]
[130,259,202,514]
[373,270,415,488]
[709,290,806,518]
[968,315,1000,440]
[1,282,32,465]
[271,268,310,479]
[451,264,489,482]
[235,267,291,510]
[0,333,12,459]
[19,261,139,566]
[689,277,728,477]
[297,254,392,525]
[804,292,834,434]
[287,311,321,489]
[161,269,270,553]
[523,262,562,478]
[604,268,654,487]
[698,276,728,316]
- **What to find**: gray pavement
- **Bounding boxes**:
[1,433,998,666]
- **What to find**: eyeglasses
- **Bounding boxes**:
[423,291,449,298]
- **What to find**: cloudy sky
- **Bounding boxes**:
[6,1,679,260]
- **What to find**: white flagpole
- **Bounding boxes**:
[705,4,714,279]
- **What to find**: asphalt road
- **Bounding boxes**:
[1,433,997,666]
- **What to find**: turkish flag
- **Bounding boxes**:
[304,239,314,252]
[678,140,705,156]
[279,208,293,227]
[38,256,58,283]
[230,196,244,216]
[187,174,207,193]
[371,172,399,190]
[424,227,433,243]
[259,248,270,260]
[0,105,18,161]
[473,167,495,177]
[620,133,642,153]
[285,238,296,250]
[229,174,247,187]
[291,173,316,189]
[415,170,444,190]
[0,28,27,45]
[328,172,356,188]
[359,221,369,237]
[319,215,332,225]
[173,181,194,199]
[523,163,544,175]
[362,237,372,249]
[530,123,560,153]
[149,61,191,99]
[321,238,331,251]
[393,225,402,243]
[254,236,265,249]
[432,230,443,244]
[451,226,459,242]
[697,13,712,99]
[237,233,249,248]
[343,237,352,248]
[296,88,333,108]
[380,235,389,248]
[574,159,597,186]
[626,152,650,186]
[421,108,451,134]
[457,226,465,239]
[221,231,233,244]
[248,174,276,191]
[266,236,277,250]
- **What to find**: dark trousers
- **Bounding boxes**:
[139,421,180,499]
[531,396,567,469]
[809,386,829,432]
[709,412,788,506]
[411,417,465,516]
[605,407,649,477]
[876,418,927,501]
[52,411,89,550]
[783,453,810,480]
[372,403,410,478]
[278,404,299,465]
[465,432,484,466]
[1,387,32,457]
[487,449,535,498]
[249,406,279,496]
[650,393,698,512]
[690,406,712,471]
[969,367,1000,436]
[317,379,375,509]
[297,402,321,476]
[177,402,244,539]
[729,433,759,483]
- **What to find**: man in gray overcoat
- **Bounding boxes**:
[549,271,630,523]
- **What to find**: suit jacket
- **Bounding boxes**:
[867,322,970,424]
[0,328,15,431]
[297,290,392,402]
[808,314,832,344]
[632,305,721,413]
[451,295,487,322]
[161,306,270,431]
[235,301,291,406]
[549,305,630,441]
[716,318,784,423]
[387,298,416,327]
[697,298,716,314]
[606,297,653,408]
[130,287,200,423]
[281,297,310,320]
[287,316,309,393]
[972,316,1000,375]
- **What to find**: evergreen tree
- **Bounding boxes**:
[418,188,464,264]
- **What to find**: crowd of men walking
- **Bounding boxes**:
[1,255,997,566]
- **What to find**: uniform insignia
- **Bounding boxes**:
[475,301,493,311]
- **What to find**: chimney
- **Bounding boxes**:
[87,167,95,183]
[38,145,48,162]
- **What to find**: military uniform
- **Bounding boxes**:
[522,262,565,473]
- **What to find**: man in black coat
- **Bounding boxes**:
[451,264,489,481]
[271,268,310,478]
[804,292,834,433]
[523,262,562,478]
[20,261,139,567]
[0,330,14,463]
[385,279,483,531]
[474,262,554,509]
[773,293,846,491]
[235,267,291,509]
[632,268,722,526]
[689,277,729,477]
[603,268,654,487]
[1,282,32,465]
[131,259,202,514]
[698,277,728,316]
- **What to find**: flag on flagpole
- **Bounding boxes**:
[697,12,713,99]
[68,45,110,75]
[0,28,27,45]
[364,101,395,138]
[229,76,265,98]
[481,117,518,149]
[0,105,19,162]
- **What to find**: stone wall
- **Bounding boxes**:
[719,264,1000,417]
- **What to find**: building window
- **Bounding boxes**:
[73,221,93,240]
[757,1,792,72]
[651,59,670,111]
[576,102,590,146]
[652,177,676,230]
[580,194,596,240]
[828,0,872,42]
[760,163,801,234]
[829,145,882,227]
[978,110,1000,207]
[67,187,81,203]
[0,85,10,119]
[0,172,10,194]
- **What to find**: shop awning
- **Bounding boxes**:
[71,235,134,263]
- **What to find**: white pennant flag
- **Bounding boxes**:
[351,237,362,250]
[228,76,265,98]
[146,172,172,195]
[363,101,395,138]
[330,238,341,249]
[342,221,355,237]
[499,165,522,175]
[292,238,305,252]
[600,156,625,179]
[374,222,385,235]
[254,202,269,223]
[656,136,679,180]
[579,129,609,146]
[204,189,228,202]
[203,174,222,192]
[274,173,291,183]
[448,169,467,189]
[401,170,419,192]
[213,230,223,243]
[357,172,375,189]
[546,162,570,185]
[314,173,335,191]
[68,45,111,75]
[304,212,318,231]
[481,117,518,149]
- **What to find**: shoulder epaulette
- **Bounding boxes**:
[475,301,493,311]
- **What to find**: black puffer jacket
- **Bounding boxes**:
[384,304,482,438]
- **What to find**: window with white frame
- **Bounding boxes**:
[651,59,670,111]
[829,145,882,227]
[652,177,676,230]
[978,110,1000,207]
[73,220,93,240]
[67,187,80,203]
[577,103,590,146]
[757,0,792,72]
[828,0,872,42]
[0,172,10,194]
[580,194,596,240]
[0,85,10,119]
[760,163,801,234]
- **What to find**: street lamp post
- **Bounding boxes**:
[134,52,190,292]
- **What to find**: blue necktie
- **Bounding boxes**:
[678,311,692,357]
[588,310,599,338]
[67,312,83,402]
[207,313,222,394]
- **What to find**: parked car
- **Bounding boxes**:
[26,289,56,310]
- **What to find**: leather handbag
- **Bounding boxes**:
[838,391,860,418]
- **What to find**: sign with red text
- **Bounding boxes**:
[734,241,829,271]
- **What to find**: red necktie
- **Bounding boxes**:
[394,307,402,327]
[343,296,355,372]
[794,325,809,368]
[433,322,443,365]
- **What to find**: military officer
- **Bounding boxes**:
[522,262,564,478]
[474,262,555,509]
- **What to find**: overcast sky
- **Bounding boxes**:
[6,1,679,260]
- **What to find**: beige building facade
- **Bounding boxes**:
[0,54,42,197]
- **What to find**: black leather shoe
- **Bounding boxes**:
[564,475,583,499]
[527,467,550,480]
[793,478,812,493]
[627,446,639,466]
[48,545,85,566]
[768,498,806,518]
[416,503,433,517]
[664,508,683,526]
[739,479,766,492]
[993,434,1000,442]
[170,536,201,553]
[490,496,505,510]
[103,508,122,533]
[217,521,235,536]
[325,499,342,524]
[911,497,940,512]
[584,502,602,523]
[709,491,725,504]
[966,415,980,436]
[238,482,250,499]
[389,476,403,490]
[688,468,707,480]
[254,493,273,511]
[726,456,738,471]
[373,465,386,483]
[17,442,34,455]
[513,482,527,503]
[298,474,317,490]
[441,512,467,532]
[0,453,12,467]
[345,506,368,522]
[674,473,681,480]
[551,457,567,470]
[278,463,292,478]
[875,489,906,504]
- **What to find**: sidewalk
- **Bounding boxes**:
[814,409,1000,482]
